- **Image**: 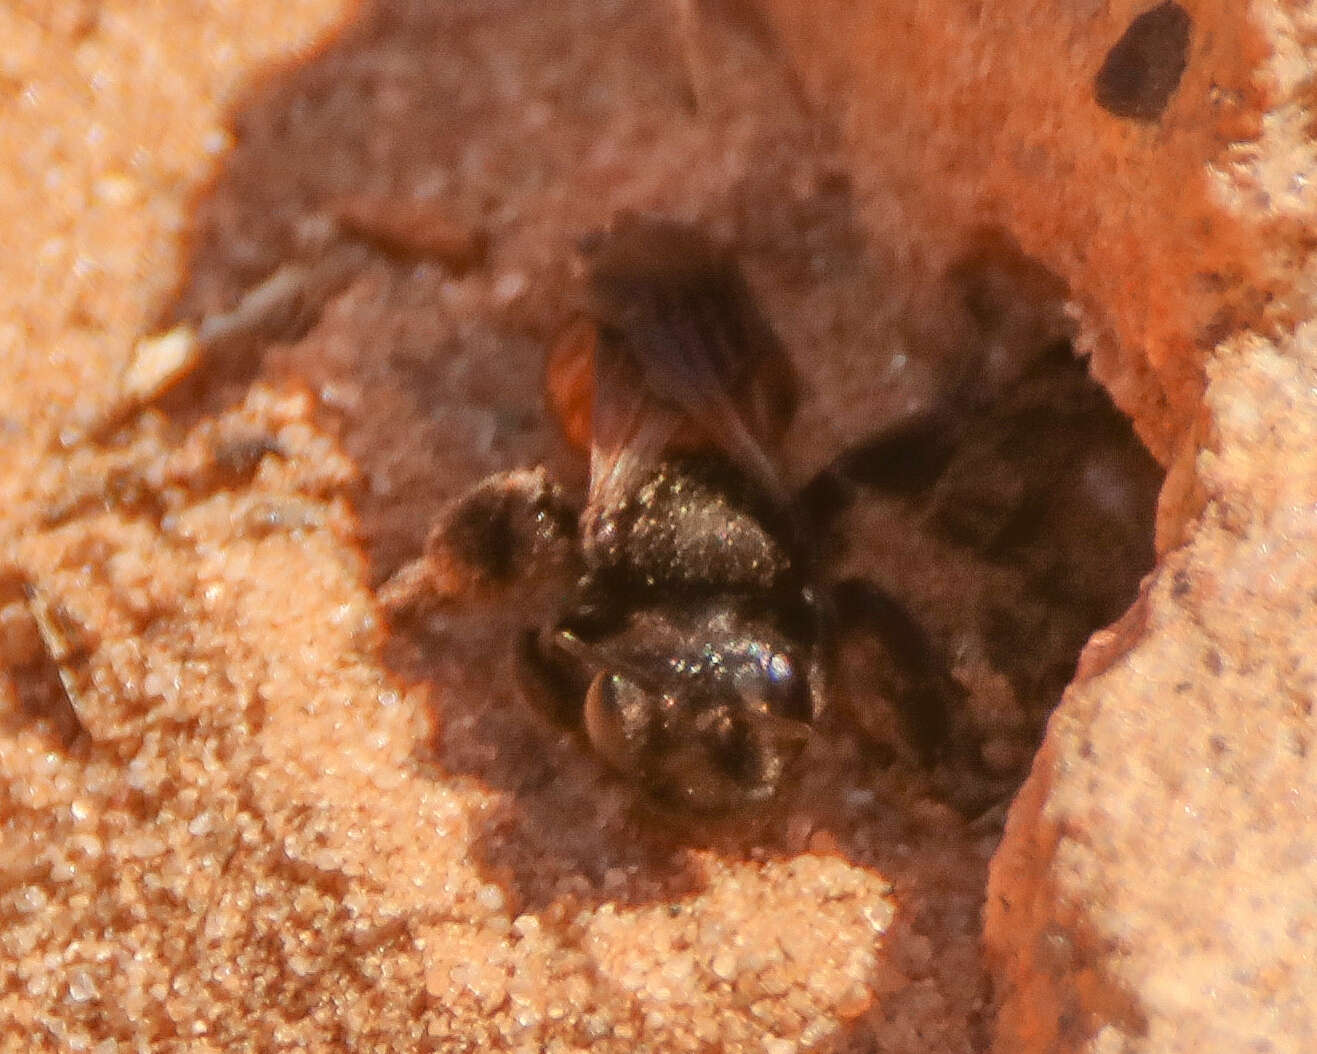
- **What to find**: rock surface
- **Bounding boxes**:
[755,0,1317,1051]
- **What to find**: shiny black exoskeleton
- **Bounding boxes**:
[516,449,826,813]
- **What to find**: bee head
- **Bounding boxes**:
[557,604,820,813]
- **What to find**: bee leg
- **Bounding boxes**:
[790,411,959,544]
[831,412,961,497]
[829,578,1025,814]
[826,577,963,765]
[379,467,582,623]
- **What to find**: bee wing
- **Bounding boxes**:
[587,331,687,512]
[585,216,798,510]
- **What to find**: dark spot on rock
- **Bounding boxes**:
[1094,2,1192,122]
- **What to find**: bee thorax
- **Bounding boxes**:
[581,456,792,595]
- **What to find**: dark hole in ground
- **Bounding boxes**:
[820,228,1164,811]
[1094,1,1192,122]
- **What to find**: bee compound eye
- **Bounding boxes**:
[583,671,653,772]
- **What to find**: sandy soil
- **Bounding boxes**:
[0,2,1162,1050]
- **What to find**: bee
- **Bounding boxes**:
[386,215,839,813]
[383,207,1165,820]
[385,217,1161,816]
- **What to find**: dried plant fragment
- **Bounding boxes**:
[330,196,488,272]
[81,244,369,443]
[0,572,90,745]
